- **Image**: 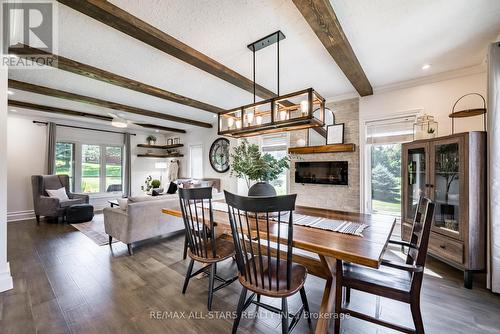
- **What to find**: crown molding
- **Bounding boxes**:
[325,63,487,102]
[372,64,486,95]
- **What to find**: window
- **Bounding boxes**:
[261,134,288,195]
[55,142,123,194]
[365,115,415,216]
[189,144,203,179]
[81,144,101,193]
[55,142,75,191]
[105,146,123,192]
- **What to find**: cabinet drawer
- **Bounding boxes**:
[429,233,464,264]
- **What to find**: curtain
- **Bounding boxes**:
[488,41,500,293]
[123,133,132,198]
[46,122,57,174]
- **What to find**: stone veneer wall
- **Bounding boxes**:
[289,98,360,212]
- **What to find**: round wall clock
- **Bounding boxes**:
[209,138,230,173]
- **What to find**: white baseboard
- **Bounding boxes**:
[0,263,13,292]
[7,210,35,222]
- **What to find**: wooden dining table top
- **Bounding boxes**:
[162,203,396,269]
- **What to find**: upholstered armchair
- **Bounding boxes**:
[31,175,89,223]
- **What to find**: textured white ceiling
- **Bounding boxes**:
[8,0,500,132]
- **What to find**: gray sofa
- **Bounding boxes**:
[31,175,89,223]
[103,194,184,255]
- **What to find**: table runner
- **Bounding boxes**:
[195,201,367,237]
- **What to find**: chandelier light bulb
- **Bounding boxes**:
[235,120,242,129]
[256,115,263,125]
[280,110,288,120]
[227,117,234,128]
[300,100,309,114]
[247,111,254,124]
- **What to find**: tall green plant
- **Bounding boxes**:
[230,139,290,189]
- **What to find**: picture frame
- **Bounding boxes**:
[326,123,344,144]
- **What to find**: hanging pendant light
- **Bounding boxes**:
[218,31,325,138]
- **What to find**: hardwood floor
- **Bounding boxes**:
[1,218,500,334]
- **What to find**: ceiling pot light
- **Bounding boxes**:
[7,90,14,95]
[111,117,128,128]
[422,64,431,70]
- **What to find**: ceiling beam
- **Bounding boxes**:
[8,100,112,121]
[9,44,224,114]
[292,0,373,96]
[57,0,278,100]
[7,100,186,133]
[8,79,212,128]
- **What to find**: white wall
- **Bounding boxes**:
[0,65,13,292]
[179,127,238,193]
[358,71,487,212]
[6,114,168,220]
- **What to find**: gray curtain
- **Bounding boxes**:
[123,133,132,198]
[488,41,500,293]
[46,122,57,174]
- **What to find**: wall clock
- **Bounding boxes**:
[209,138,230,173]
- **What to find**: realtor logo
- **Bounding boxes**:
[1,0,57,68]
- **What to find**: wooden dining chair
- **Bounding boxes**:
[178,187,237,310]
[224,191,311,334]
[335,196,435,334]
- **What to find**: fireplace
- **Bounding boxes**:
[295,161,348,185]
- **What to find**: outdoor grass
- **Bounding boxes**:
[372,199,401,215]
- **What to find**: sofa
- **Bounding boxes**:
[31,175,90,223]
[103,194,185,255]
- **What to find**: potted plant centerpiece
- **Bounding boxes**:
[230,139,290,196]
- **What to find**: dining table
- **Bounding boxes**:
[162,202,396,334]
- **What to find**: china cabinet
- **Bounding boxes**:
[401,131,486,288]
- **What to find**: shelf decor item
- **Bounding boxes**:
[167,138,173,146]
[230,139,289,196]
[146,135,157,145]
[173,137,180,145]
[327,123,344,144]
[449,93,487,134]
[218,31,325,138]
[413,113,438,140]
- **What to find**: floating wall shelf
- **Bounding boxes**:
[288,143,355,154]
[137,143,184,149]
[136,154,184,158]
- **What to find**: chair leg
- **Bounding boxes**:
[299,287,311,324]
[281,297,289,334]
[183,234,188,260]
[345,287,351,303]
[207,263,216,310]
[182,259,195,294]
[35,215,40,224]
[127,243,133,256]
[411,298,425,334]
[232,287,247,334]
[257,294,261,303]
[108,235,112,247]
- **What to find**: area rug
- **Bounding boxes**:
[71,213,117,246]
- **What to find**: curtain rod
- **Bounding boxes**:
[33,121,137,136]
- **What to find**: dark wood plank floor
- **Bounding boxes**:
[1,217,500,334]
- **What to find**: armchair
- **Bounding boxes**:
[31,175,89,223]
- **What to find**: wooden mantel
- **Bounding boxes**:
[288,143,355,154]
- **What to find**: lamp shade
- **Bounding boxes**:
[155,162,168,169]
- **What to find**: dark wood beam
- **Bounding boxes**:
[57,0,277,100]
[137,123,185,133]
[9,44,224,114]
[8,100,112,121]
[8,100,187,133]
[8,79,212,128]
[292,0,373,96]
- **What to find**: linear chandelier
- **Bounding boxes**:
[218,31,325,138]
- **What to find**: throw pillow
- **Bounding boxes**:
[117,198,128,211]
[46,187,69,201]
[167,182,178,194]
